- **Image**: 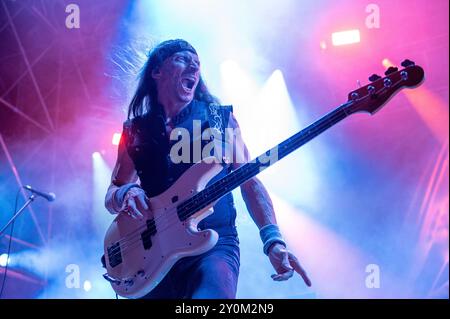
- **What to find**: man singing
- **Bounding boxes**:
[105,39,311,298]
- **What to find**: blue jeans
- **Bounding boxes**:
[140,235,240,299]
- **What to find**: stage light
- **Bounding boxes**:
[382,58,395,68]
[0,254,9,267]
[219,59,259,109]
[112,133,121,146]
[331,29,361,46]
[92,152,101,159]
[320,41,327,50]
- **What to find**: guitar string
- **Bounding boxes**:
[106,100,355,258]
[107,164,264,257]
[108,119,302,252]
[108,160,260,249]
[106,99,356,258]
[108,164,265,258]
[108,110,347,259]
[107,80,398,261]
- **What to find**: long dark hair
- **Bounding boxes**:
[127,40,219,119]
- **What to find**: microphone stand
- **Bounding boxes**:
[0,194,35,237]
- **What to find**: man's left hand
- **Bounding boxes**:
[268,243,312,286]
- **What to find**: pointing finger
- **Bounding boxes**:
[289,252,312,287]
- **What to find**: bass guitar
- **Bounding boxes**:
[103,60,424,298]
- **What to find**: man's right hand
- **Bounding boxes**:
[119,187,151,220]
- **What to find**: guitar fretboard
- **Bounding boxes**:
[177,101,352,221]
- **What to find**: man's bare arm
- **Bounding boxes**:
[105,132,148,219]
[229,112,311,285]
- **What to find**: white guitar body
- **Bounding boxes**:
[103,157,223,298]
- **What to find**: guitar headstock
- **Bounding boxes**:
[346,59,425,115]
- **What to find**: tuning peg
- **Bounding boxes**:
[369,74,382,82]
[385,66,398,75]
[401,59,415,67]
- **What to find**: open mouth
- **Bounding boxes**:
[181,78,196,91]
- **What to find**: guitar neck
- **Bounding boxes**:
[177,101,352,220]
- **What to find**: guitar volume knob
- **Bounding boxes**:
[124,279,134,287]
[137,270,145,277]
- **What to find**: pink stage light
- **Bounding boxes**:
[112,133,121,146]
[331,29,361,46]
[382,58,395,68]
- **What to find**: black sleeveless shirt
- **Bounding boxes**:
[122,100,238,237]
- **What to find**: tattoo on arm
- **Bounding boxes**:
[241,177,277,228]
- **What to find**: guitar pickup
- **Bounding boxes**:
[107,242,122,268]
[141,218,157,250]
